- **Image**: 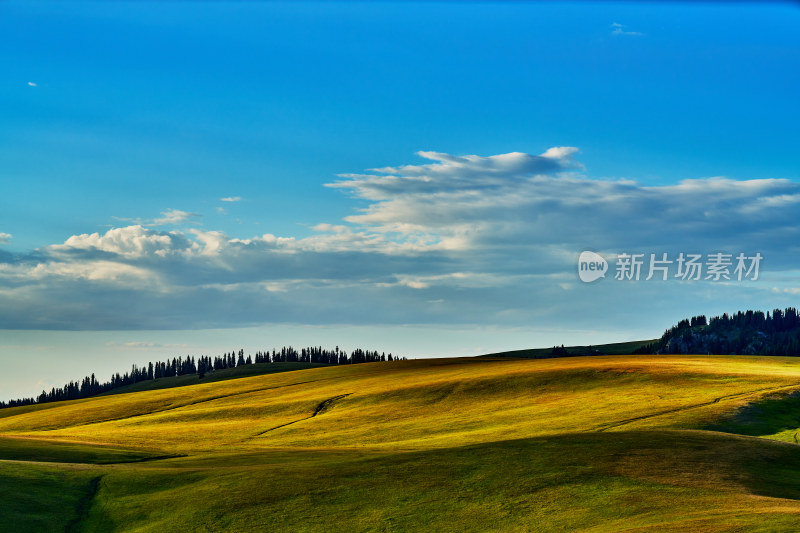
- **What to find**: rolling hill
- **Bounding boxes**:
[5,354,800,531]
[481,339,658,358]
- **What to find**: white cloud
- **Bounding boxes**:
[0,233,11,244]
[776,288,800,295]
[383,272,503,291]
[326,151,800,266]
[331,147,581,200]
[52,225,190,258]
[27,81,37,87]
[27,260,155,284]
[611,22,644,37]
[151,209,200,226]
[112,209,202,227]
[105,341,189,349]
[1,148,799,331]
[220,196,242,202]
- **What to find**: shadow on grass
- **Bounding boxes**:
[706,390,800,440]
[6,430,800,531]
[438,430,800,502]
[0,436,183,464]
[0,464,114,533]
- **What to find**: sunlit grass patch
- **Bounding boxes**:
[6,354,800,531]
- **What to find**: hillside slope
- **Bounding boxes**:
[482,339,657,358]
[5,355,800,531]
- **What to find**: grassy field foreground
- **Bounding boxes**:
[5,354,800,531]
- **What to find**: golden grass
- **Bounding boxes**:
[6,354,800,531]
[6,354,800,453]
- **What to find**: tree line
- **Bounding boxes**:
[634,308,800,356]
[0,346,401,409]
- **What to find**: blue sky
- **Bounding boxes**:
[1,1,799,399]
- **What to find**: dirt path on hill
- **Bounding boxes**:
[251,393,352,438]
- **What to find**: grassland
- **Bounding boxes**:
[5,354,800,531]
[482,339,658,358]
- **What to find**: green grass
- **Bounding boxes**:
[707,389,800,442]
[0,436,179,464]
[6,354,800,531]
[0,462,100,533]
[482,339,659,358]
[77,431,800,532]
[100,362,330,396]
